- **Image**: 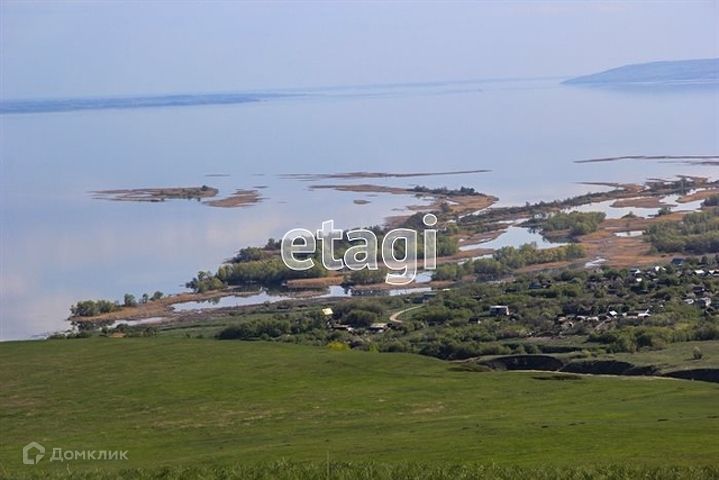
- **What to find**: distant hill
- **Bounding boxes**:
[564,58,719,86]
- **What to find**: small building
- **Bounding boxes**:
[489,305,510,317]
[368,322,388,333]
[331,324,353,332]
[321,307,334,317]
[624,309,651,320]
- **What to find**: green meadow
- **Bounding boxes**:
[1,338,718,478]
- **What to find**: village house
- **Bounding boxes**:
[489,305,510,317]
[368,323,388,333]
[331,324,354,332]
[671,257,686,266]
[698,297,712,309]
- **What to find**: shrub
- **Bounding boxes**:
[540,211,606,236]
[645,210,719,254]
[702,194,719,207]
[327,341,350,351]
[217,320,291,340]
[70,299,120,317]
[344,309,379,328]
[348,268,387,285]
[123,294,137,307]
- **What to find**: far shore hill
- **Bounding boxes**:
[564,58,719,86]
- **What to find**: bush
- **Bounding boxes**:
[216,258,327,286]
[540,211,606,236]
[327,341,350,351]
[123,294,137,307]
[348,268,386,285]
[344,309,379,328]
[491,243,585,270]
[702,194,719,207]
[693,346,704,360]
[646,210,719,254]
[186,271,226,293]
[232,246,273,262]
[150,291,164,301]
[217,320,291,340]
[70,299,120,317]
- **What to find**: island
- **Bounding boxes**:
[92,186,263,208]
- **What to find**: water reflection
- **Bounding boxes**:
[2,78,717,339]
[460,225,564,252]
[566,200,659,219]
[565,191,707,220]
[615,230,643,238]
[171,284,432,312]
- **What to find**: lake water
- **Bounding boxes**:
[171,284,432,313]
[1,78,717,339]
[566,193,708,219]
[459,224,565,252]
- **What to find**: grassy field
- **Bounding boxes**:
[608,340,719,372]
[8,463,719,480]
[152,312,278,339]
[1,338,718,478]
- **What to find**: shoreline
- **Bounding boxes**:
[67,176,719,328]
[308,183,498,225]
[575,154,719,164]
[92,186,264,208]
[280,168,491,181]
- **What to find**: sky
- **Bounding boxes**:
[1,1,718,99]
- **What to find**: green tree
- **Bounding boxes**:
[124,294,137,307]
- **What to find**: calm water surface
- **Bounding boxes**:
[1,78,717,339]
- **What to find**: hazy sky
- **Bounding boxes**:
[1,1,718,99]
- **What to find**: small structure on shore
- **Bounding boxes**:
[489,305,510,317]
[368,323,388,333]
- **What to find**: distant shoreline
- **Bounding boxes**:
[280,169,490,181]
[575,155,719,164]
[70,176,719,327]
[563,58,719,86]
[92,186,263,208]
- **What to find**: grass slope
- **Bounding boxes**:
[1,339,718,476]
[608,340,719,372]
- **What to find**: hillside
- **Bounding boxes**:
[1,339,718,477]
[563,58,719,85]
